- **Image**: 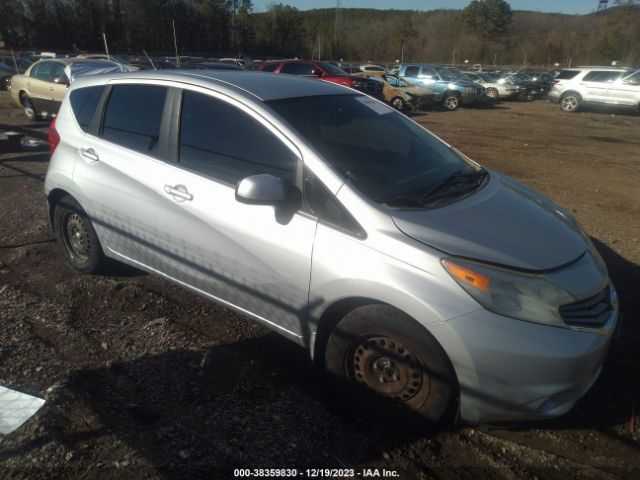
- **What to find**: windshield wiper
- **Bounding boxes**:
[418,169,486,203]
[376,169,487,208]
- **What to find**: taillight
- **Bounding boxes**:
[48,116,60,156]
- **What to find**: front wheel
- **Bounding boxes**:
[391,96,406,112]
[486,87,499,101]
[441,93,460,111]
[324,304,456,426]
[53,196,105,273]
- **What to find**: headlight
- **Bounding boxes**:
[442,258,575,327]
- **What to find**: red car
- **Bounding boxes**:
[258,60,384,99]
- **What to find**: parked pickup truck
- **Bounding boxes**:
[398,64,486,110]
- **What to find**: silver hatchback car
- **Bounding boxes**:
[45,71,618,424]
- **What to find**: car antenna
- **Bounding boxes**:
[143,49,157,70]
[102,32,110,61]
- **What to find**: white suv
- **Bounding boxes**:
[548,67,640,113]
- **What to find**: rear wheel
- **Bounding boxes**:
[21,94,38,121]
[53,195,105,273]
[560,92,581,112]
[325,304,456,426]
[441,93,460,111]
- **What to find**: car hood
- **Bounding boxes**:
[391,172,587,271]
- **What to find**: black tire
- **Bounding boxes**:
[391,96,406,112]
[324,304,456,427]
[53,195,105,273]
[486,87,499,101]
[560,92,581,112]
[441,93,460,111]
[21,94,38,121]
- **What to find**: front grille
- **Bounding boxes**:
[559,285,613,328]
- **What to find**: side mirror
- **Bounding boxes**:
[236,174,287,205]
[53,75,69,85]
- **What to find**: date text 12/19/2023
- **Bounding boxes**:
[233,468,400,477]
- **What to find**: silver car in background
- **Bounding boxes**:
[463,71,520,100]
[549,67,640,112]
[45,71,618,425]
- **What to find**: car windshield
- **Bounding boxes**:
[437,68,465,81]
[319,62,347,76]
[267,94,481,207]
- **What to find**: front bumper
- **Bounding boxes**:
[428,303,617,424]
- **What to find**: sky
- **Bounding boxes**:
[251,1,596,15]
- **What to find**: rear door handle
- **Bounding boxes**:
[164,184,193,202]
[80,148,99,162]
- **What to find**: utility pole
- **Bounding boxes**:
[334,0,341,58]
[401,38,405,64]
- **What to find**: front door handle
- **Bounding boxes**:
[80,148,99,162]
[164,184,193,202]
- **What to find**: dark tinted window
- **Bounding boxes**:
[70,86,105,130]
[304,169,364,237]
[556,69,580,80]
[179,91,297,184]
[404,66,419,77]
[280,62,315,75]
[102,85,167,154]
[268,95,476,206]
[261,63,278,72]
[583,70,625,82]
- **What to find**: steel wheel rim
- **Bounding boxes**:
[63,212,91,260]
[487,89,498,99]
[445,97,458,110]
[392,98,404,110]
[346,334,430,406]
[24,102,34,117]
[562,96,578,111]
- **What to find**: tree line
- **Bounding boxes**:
[0,0,639,67]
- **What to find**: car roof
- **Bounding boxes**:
[32,57,119,66]
[70,70,354,101]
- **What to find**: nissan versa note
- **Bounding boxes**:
[45,71,618,424]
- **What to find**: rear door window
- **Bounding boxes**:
[178,90,297,184]
[101,85,167,155]
[404,66,420,77]
[69,86,105,130]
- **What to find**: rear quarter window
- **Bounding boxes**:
[69,86,105,131]
[556,70,580,80]
[260,63,278,72]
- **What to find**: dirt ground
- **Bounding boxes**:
[0,92,639,480]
